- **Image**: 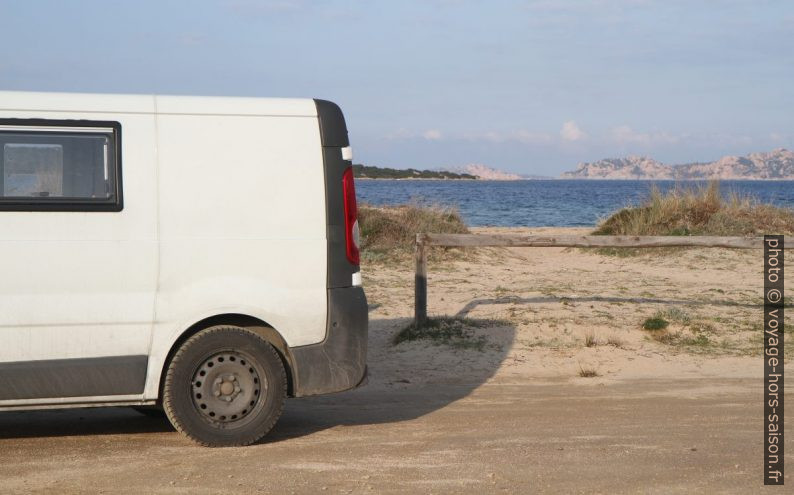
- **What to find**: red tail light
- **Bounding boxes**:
[342,166,360,265]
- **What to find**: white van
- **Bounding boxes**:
[0,92,367,446]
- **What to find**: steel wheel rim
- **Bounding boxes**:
[191,350,267,428]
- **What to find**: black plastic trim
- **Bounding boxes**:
[0,355,148,400]
[314,100,357,288]
[290,287,368,397]
[0,118,123,212]
[293,100,367,397]
[314,100,349,148]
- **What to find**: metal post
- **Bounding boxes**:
[414,234,428,328]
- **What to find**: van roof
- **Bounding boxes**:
[0,91,318,117]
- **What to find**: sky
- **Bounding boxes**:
[0,0,791,176]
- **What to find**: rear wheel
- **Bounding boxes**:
[163,326,286,447]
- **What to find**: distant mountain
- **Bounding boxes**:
[562,156,672,179]
[562,148,794,180]
[444,164,523,180]
[680,149,794,179]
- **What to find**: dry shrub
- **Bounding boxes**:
[584,330,598,347]
[578,366,600,378]
[594,181,794,237]
[359,204,469,262]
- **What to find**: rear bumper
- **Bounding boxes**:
[290,286,368,397]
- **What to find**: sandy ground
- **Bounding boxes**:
[367,227,790,388]
[0,227,791,493]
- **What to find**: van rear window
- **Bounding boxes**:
[0,120,121,211]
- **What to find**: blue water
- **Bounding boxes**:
[356,179,794,227]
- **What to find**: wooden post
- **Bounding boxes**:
[415,233,428,328]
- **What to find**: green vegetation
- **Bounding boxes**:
[643,308,692,331]
[642,307,728,353]
[642,316,669,330]
[353,163,477,180]
[649,329,711,349]
[392,317,501,351]
[358,204,469,262]
[660,307,692,325]
[594,181,794,237]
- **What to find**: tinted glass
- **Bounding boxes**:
[0,123,120,210]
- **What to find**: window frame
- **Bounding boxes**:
[0,119,123,212]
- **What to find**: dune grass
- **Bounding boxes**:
[358,203,469,262]
[594,181,794,237]
[592,181,794,256]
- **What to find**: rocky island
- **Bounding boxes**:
[562,148,794,180]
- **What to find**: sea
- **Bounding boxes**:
[356,179,794,227]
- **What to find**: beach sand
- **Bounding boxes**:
[364,226,786,390]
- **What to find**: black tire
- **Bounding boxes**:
[131,406,166,418]
[162,325,286,447]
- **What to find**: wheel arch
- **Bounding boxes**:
[158,314,297,399]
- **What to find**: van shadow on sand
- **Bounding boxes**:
[270,316,516,443]
[0,315,516,443]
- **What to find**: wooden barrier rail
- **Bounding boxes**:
[414,233,792,327]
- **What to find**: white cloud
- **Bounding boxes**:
[423,129,443,140]
[560,121,587,141]
[611,125,678,145]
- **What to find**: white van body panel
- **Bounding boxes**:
[145,111,328,398]
[0,91,352,407]
[153,110,327,342]
[0,106,158,371]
